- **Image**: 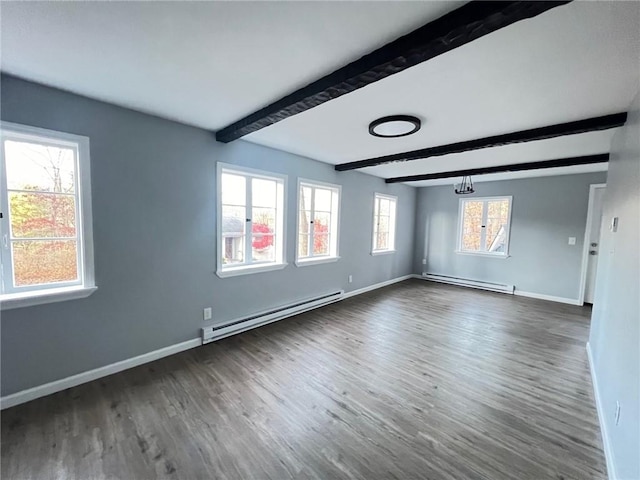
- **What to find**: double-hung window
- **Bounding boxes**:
[296,180,340,265]
[0,122,96,309]
[217,163,286,277]
[457,196,512,257]
[372,193,397,254]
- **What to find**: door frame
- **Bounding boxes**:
[578,183,607,305]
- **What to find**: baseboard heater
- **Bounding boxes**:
[421,273,514,294]
[201,290,344,344]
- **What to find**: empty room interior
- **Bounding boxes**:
[1,1,639,479]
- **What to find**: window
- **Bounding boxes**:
[372,193,397,254]
[457,196,512,256]
[296,180,340,265]
[217,163,286,277]
[0,122,96,309]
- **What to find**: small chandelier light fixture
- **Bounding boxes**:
[454,176,475,195]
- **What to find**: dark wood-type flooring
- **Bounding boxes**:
[1,280,606,479]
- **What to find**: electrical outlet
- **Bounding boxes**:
[348,275,353,283]
[422,258,427,265]
[615,401,621,425]
[203,307,212,321]
[568,237,576,245]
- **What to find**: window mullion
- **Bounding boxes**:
[481,201,489,251]
[309,186,316,257]
[245,175,252,266]
[73,148,84,284]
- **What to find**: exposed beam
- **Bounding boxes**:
[336,113,626,171]
[384,154,609,183]
[216,1,571,143]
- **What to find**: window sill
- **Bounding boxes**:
[295,256,340,267]
[1,285,98,310]
[455,250,510,259]
[217,262,288,278]
[371,249,396,256]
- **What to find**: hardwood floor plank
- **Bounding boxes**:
[1,280,606,479]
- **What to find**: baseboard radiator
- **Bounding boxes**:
[421,273,514,294]
[201,290,344,344]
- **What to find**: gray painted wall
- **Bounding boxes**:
[588,92,639,480]
[0,75,416,396]
[413,172,607,299]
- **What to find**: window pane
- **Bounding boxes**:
[9,192,76,238]
[300,186,312,211]
[252,207,275,232]
[252,178,276,208]
[222,235,244,264]
[375,232,388,250]
[314,188,332,212]
[377,215,390,234]
[314,211,331,234]
[4,140,75,193]
[298,234,310,258]
[221,173,245,206]
[486,218,507,252]
[462,201,483,251]
[222,206,245,234]
[252,235,275,262]
[379,198,390,216]
[463,201,483,221]
[488,199,509,219]
[12,240,78,286]
[299,209,311,236]
[462,232,482,251]
[313,234,330,256]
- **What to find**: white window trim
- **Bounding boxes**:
[0,122,96,309]
[371,193,398,255]
[371,249,396,256]
[216,162,288,278]
[1,286,98,310]
[295,178,341,267]
[456,195,513,258]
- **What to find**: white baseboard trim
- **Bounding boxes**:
[514,290,582,305]
[1,273,419,410]
[342,274,416,299]
[586,342,617,480]
[0,338,201,410]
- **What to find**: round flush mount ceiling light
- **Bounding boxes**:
[369,115,421,138]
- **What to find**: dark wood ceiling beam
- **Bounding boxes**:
[336,112,626,171]
[216,1,571,143]
[384,154,609,183]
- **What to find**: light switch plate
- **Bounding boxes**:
[568,237,576,245]
[610,217,619,232]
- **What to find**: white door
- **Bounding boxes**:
[584,185,606,304]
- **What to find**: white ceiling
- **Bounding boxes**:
[1,1,639,185]
[0,1,462,130]
[246,1,639,164]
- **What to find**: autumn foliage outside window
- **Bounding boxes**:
[2,137,82,289]
[219,167,285,272]
[458,197,512,255]
[297,181,340,262]
[372,194,397,253]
